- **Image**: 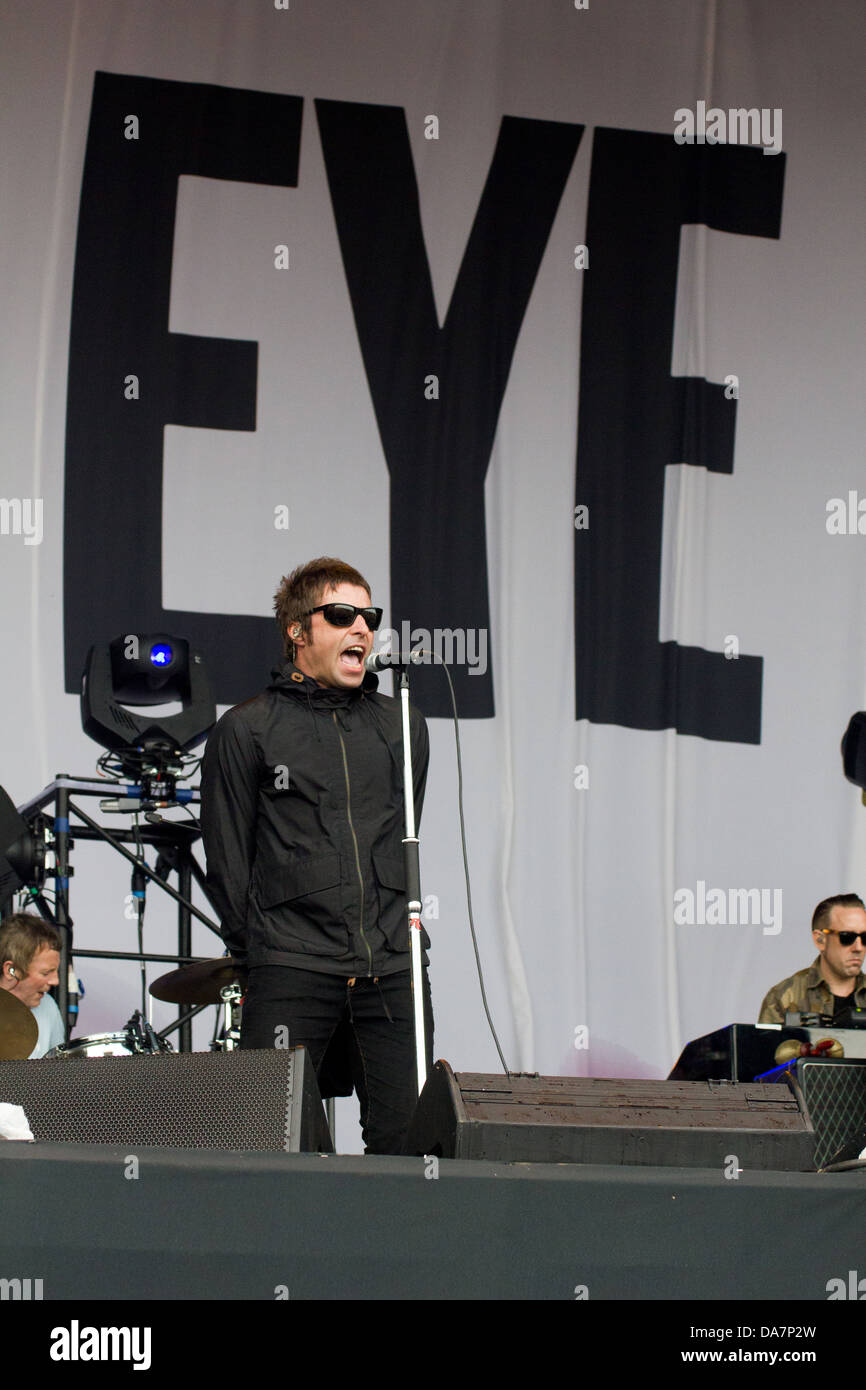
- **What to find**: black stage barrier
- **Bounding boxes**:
[405,1062,815,1170]
[1,1142,865,1300]
[0,1047,332,1153]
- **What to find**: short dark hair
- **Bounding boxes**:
[0,912,62,976]
[273,557,372,658]
[812,893,866,934]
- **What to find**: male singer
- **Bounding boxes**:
[201,557,433,1154]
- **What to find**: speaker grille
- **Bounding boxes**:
[0,1049,329,1152]
[798,1059,866,1168]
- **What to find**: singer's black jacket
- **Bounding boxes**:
[200,659,430,977]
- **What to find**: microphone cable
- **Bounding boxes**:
[412,651,512,1077]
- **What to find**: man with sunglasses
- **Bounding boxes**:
[201,557,432,1156]
[758,893,866,1023]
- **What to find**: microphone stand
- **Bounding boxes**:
[397,665,427,1098]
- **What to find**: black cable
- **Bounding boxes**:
[95,747,202,784]
[413,651,512,1076]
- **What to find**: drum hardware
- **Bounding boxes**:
[125,1007,169,1054]
[149,957,247,1006]
[211,982,243,1052]
[45,1009,173,1059]
[150,957,246,1050]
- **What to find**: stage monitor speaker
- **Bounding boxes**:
[406,1061,815,1170]
[758,1057,866,1169]
[0,1046,332,1153]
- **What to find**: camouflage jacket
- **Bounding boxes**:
[758,956,866,1023]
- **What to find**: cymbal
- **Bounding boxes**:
[149,958,247,1005]
[0,987,39,1059]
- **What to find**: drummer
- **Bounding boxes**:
[0,913,65,1058]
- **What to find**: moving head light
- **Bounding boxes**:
[81,634,215,788]
[0,785,45,914]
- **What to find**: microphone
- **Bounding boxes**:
[365,649,427,673]
[67,965,81,1032]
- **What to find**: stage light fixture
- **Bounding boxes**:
[0,785,45,913]
[81,634,215,789]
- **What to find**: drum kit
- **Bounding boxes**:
[0,958,246,1060]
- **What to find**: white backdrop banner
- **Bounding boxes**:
[1,1,865,1147]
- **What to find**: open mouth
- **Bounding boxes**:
[340,645,366,671]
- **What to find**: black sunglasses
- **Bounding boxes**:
[822,929,866,947]
[303,603,383,631]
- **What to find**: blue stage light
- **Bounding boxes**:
[150,643,173,667]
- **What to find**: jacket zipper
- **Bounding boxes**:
[333,711,373,977]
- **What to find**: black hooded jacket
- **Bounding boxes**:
[200,660,430,977]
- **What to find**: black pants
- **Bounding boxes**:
[239,965,434,1156]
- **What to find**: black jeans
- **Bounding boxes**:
[239,965,434,1156]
